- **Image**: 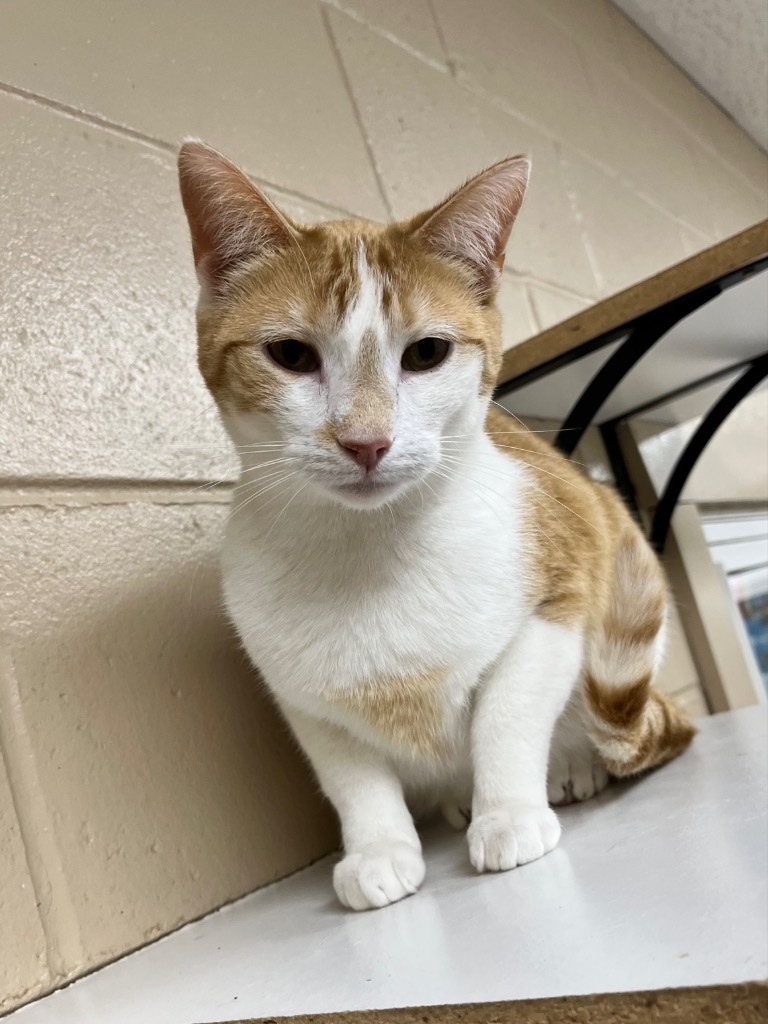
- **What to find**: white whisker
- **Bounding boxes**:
[262,479,310,547]
[443,439,588,469]
[230,471,301,518]
[230,467,298,503]
[533,485,598,534]
[166,441,287,452]
[431,465,507,530]
[237,457,298,475]
[440,451,596,537]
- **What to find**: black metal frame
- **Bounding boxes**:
[556,285,721,456]
[649,353,768,551]
[494,256,768,552]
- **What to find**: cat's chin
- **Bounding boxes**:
[323,477,411,511]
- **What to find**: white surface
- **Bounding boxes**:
[502,270,768,424]
[614,0,768,150]
[711,537,768,574]
[703,514,768,545]
[10,708,767,1024]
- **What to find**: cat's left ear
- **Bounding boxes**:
[412,156,530,299]
[177,138,295,297]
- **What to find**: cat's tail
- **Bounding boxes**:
[584,529,695,776]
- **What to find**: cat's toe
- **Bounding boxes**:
[468,804,560,872]
[333,841,425,911]
[571,755,609,802]
[548,741,610,806]
[440,799,471,831]
[547,751,572,806]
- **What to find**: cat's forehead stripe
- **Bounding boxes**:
[339,241,387,348]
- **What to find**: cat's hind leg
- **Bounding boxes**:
[440,799,471,830]
[548,693,609,806]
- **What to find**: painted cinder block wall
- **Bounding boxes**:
[1,0,766,1011]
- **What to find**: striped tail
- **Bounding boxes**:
[584,530,695,776]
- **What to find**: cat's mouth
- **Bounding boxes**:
[330,475,406,507]
[310,457,433,508]
[336,478,398,497]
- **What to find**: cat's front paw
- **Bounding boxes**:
[468,804,561,872]
[333,840,425,911]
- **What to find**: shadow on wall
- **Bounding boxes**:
[0,503,336,988]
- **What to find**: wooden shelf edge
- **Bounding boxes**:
[498,219,768,386]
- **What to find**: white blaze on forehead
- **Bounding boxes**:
[340,241,387,350]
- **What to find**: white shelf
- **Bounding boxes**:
[10,708,767,1024]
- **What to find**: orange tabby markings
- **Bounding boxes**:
[340,329,393,440]
[585,674,695,775]
[487,406,694,776]
[314,421,338,448]
[334,668,449,760]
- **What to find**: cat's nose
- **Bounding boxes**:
[338,436,392,473]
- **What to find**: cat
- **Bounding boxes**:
[177,140,695,911]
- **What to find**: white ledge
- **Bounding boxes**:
[11,707,767,1024]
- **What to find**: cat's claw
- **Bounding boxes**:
[468,804,561,872]
[334,841,425,910]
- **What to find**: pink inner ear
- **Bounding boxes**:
[416,156,530,297]
[177,140,293,293]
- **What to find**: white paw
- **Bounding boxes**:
[548,743,610,806]
[468,804,561,872]
[333,841,425,911]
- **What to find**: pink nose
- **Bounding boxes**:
[338,437,392,473]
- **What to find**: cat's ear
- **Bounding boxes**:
[412,156,530,299]
[177,139,294,295]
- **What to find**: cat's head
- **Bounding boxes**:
[178,140,528,509]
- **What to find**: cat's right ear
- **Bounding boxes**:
[177,139,294,296]
[410,156,530,300]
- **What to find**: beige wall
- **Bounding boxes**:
[1,0,766,1011]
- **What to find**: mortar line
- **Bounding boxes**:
[0,477,234,492]
[320,5,394,220]
[454,64,764,218]
[0,480,235,509]
[425,0,456,75]
[0,645,84,981]
[521,282,544,335]
[0,82,359,221]
[1,64,740,238]
[321,0,449,73]
[0,81,178,153]
[556,142,607,297]
[509,272,596,303]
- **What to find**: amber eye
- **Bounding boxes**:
[401,337,451,372]
[266,339,320,374]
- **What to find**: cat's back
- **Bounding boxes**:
[485,406,643,626]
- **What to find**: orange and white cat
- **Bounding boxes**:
[178,141,694,911]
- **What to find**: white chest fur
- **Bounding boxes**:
[222,442,533,764]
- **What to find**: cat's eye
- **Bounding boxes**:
[401,337,451,372]
[266,339,320,374]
